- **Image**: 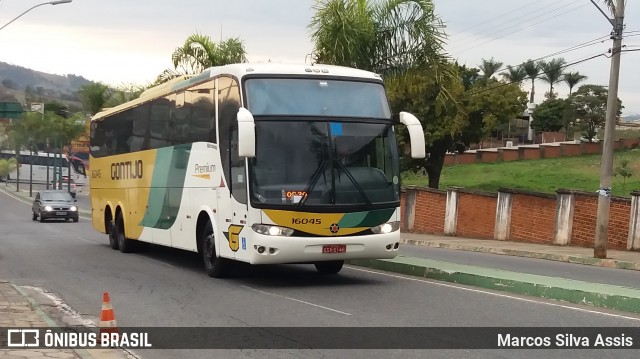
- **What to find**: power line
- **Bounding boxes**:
[447,0,547,36]
[449,1,587,54]
[448,0,570,44]
[452,4,591,56]
[468,52,606,96]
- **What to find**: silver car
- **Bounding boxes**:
[32,190,79,222]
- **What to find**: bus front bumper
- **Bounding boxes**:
[245,231,400,265]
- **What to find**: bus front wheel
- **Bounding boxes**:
[201,220,229,278]
[314,260,344,274]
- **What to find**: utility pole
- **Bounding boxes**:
[592,0,625,259]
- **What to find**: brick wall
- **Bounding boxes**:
[522,147,541,160]
[507,190,556,244]
[411,188,446,234]
[542,145,561,159]
[444,138,640,165]
[402,186,638,251]
[582,142,601,155]
[500,148,519,161]
[571,193,630,250]
[455,190,497,239]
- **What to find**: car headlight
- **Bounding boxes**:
[371,221,400,234]
[44,206,53,212]
[70,206,77,211]
[252,224,294,236]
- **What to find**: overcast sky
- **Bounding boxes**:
[0,0,637,115]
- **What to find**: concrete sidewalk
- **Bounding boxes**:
[347,232,640,315]
[0,281,131,359]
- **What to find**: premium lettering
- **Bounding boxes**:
[111,160,143,180]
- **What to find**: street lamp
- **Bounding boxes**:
[0,0,72,32]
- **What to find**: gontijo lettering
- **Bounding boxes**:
[111,160,143,180]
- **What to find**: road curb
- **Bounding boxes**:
[346,256,640,314]
[401,238,640,271]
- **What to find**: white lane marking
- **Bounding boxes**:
[241,285,351,316]
[347,266,640,322]
[141,256,175,268]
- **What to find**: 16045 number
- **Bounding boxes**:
[292,218,322,225]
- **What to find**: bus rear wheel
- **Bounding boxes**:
[108,219,119,250]
[201,220,229,278]
[314,260,344,274]
[115,213,134,253]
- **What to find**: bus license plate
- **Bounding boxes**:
[322,244,346,254]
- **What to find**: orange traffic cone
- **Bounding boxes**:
[99,291,119,336]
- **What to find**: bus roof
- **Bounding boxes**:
[91,63,384,121]
[1,149,69,158]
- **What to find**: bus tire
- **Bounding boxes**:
[201,220,229,278]
[108,219,119,250]
[314,260,344,274]
[115,213,134,253]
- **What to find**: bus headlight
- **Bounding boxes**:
[70,206,77,212]
[252,224,294,237]
[44,206,53,212]
[371,221,400,234]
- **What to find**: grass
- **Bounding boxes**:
[402,149,640,197]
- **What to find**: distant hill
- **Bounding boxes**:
[624,114,640,122]
[0,61,92,109]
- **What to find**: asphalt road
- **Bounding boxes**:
[1,190,639,359]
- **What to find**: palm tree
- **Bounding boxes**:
[156,34,248,84]
[539,58,567,99]
[563,71,587,95]
[500,65,527,84]
[478,57,503,80]
[309,0,448,76]
[522,59,541,104]
[77,83,114,115]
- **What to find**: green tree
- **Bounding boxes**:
[500,65,527,84]
[77,82,114,115]
[478,57,503,81]
[614,157,633,185]
[106,83,145,107]
[156,34,248,84]
[570,84,623,140]
[522,59,541,103]
[530,98,569,132]
[563,71,587,95]
[463,79,528,146]
[539,58,567,99]
[0,157,17,181]
[310,0,461,188]
[309,0,447,75]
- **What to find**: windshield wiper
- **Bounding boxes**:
[297,159,328,207]
[334,160,372,206]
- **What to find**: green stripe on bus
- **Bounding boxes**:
[140,144,192,229]
[338,208,395,228]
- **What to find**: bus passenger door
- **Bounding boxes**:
[230,125,249,258]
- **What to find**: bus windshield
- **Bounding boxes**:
[245,78,391,118]
[249,120,400,208]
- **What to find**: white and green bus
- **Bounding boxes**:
[89,63,425,277]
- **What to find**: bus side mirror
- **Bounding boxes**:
[398,112,426,159]
[237,107,256,158]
